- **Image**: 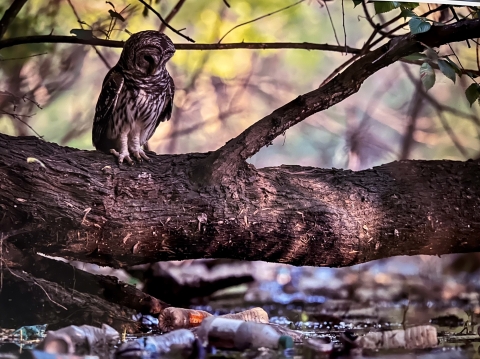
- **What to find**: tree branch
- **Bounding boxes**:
[0,0,28,40]
[137,0,195,43]
[0,35,361,53]
[159,0,187,33]
[1,134,480,269]
[191,19,480,184]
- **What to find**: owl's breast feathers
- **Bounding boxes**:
[92,66,174,152]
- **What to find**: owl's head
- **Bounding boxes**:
[119,30,175,76]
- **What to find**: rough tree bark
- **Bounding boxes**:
[1,134,479,269]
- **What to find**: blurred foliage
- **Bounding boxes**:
[0,0,479,170]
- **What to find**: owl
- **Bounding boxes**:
[92,30,175,164]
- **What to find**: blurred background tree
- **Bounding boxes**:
[0,0,479,172]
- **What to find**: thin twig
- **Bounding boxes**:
[403,64,480,126]
[159,0,187,33]
[223,0,231,7]
[4,266,68,311]
[368,5,449,49]
[1,111,43,138]
[137,0,195,42]
[0,52,47,61]
[317,0,340,47]
[0,0,28,40]
[341,0,347,53]
[66,0,111,69]
[362,0,395,38]
[476,38,480,72]
[436,108,469,158]
[218,0,305,43]
[403,64,470,158]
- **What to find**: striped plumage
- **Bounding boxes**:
[92,31,175,164]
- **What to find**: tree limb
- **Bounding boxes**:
[1,134,479,269]
[191,19,480,184]
[0,36,361,53]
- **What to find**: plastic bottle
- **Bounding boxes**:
[115,329,196,359]
[197,317,293,350]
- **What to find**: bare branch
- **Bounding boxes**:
[361,0,396,39]
[0,110,43,138]
[66,0,111,69]
[0,0,28,40]
[190,19,480,184]
[137,0,195,43]
[0,35,362,53]
[218,0,305,43]
[318,0,340,47]
[159,0,187,33]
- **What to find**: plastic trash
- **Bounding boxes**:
[40,325,119,356]
[115,329,197,359]
[197,317,293,350]
[356,325,438,349]
[158,307,269,332]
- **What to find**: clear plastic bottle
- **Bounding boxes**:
[115,329,196,359]
[197,317,293,350]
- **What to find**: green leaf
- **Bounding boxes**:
[400,8,417,18]
[409,17,432,34]
[465,83,480,106]
[424,47,438,61]
[444,57,461,75]
[374,1,401,14]
[400,2,419,9]
[352,0,362,7]
[420,62,435,91]
[70,29,94,39]
[402,52,428,61]
[437,59,456,83]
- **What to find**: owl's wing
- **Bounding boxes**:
[155,75,175,127]
[92,68,124,149]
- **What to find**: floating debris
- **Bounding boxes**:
[356,325,438,349]
[158,308,212,333]
[197,317,294,350]
[115,329,198,359]
[158,307,269,332]
[19,350,99,359]
[40,325,119,356]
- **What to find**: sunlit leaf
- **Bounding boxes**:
[437,59,456,83]
[465,83,480,106]
[402,52,428,61]
[70,29,94,39]
[420,62,435,91]
[374,1,401,14]
[409,17,431,34]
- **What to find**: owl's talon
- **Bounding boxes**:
[135,150,150,162]
[110,149,134,165]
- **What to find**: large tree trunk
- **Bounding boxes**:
[1,134,479,269]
